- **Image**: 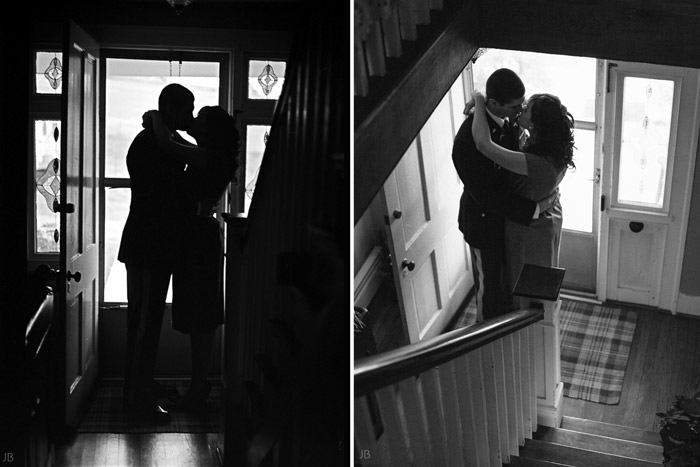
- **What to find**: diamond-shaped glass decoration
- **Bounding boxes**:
[36,158,61,212]
[257,64,278,96]
[44,56,63,90]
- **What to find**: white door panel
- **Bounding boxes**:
[601,61,700,312]
[383,75,472,343]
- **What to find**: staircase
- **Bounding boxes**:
[510,416,663,466]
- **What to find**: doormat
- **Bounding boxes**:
[560,299,638,405]
[77,380,222,433]
[448,297,638,405]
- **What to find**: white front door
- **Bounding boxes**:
[600,61,700,310]
[57,20,101,428]
[382,75,473,343]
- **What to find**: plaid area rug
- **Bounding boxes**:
[560,300,637,405]
[78,380,222,433]
[448,298,637,405]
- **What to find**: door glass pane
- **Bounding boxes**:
[560,129,595,232]
[35,120,61,253]
[105,58,221,178]
[617,77,674,208]
[244,125,271,215]
[248,60,286,100]
[104,188,173,303]
[472,49,597,122]
[35,51,63,95]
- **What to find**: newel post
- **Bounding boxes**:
[513,264,565,428]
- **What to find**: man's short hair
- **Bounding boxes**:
[486,68,525,105]
[158,83,194,111]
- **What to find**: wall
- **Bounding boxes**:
[679,135,700,306]
[353,195,385,277]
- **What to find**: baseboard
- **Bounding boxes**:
[354,245,385,308]
[676,293,700,318]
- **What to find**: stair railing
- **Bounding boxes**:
[355,309,542,466]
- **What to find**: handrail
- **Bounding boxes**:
[354,308,543,395]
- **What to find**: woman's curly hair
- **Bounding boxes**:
[523,93,576,171]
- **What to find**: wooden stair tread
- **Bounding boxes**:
[560,416,661,446]
[518,438,660,467]
[509,456,572,466]
[534,426,662,463]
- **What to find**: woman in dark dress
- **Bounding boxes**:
[147,106,240,408]
[470,91,575,307]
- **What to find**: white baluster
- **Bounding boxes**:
[420,368,448,466]
[365,22,387,77]
[528,325,538,433]
[438,361,466,467]
[375,385,410,464]
[396,0,417,40]
[466,351,490,467]
[518,328,533,440]
[381,2,402,57]
[491,340,511,464]
[501,334,520,457]
[398,377,431,465]
[480,344,504,467]
[454,354,480,466]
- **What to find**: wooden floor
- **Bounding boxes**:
[562,304,700,432]
[55,432,221,467]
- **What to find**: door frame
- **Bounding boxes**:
[597,60,700,311]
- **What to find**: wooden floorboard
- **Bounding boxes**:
[55,433,220,467]
[562,307,700,432]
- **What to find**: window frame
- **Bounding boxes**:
[27,47,62,269]
[99,48,232,307]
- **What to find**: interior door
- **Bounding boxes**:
[56,20,100,428]
[382,76,473,343]
[600,61,700,310]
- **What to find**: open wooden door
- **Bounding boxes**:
[55,20,100,429]
[382,76,473,343]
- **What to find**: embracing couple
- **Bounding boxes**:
[117,84,240,423]
[452,68,576,323]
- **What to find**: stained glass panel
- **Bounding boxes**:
[248,60,286,100]
[35,120,61,253]
[35,51,63,95]
[617,77,674,208]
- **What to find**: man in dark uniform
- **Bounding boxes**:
[117,83,196,423]
[452,68,555,322]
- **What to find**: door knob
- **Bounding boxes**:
[401,259,415,271]
[66,271,82,282]
[392,210,402,219]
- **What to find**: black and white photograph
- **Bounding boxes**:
[2,0,348,465]
[353,1,700,466]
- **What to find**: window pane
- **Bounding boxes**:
[244,125,271,215]
[560,129,595,232]
[472,49,597,122]
[248,60,286,100]
[35,51,63,95]
[105,58,220,178]
[104,188,173,303]
[35,120,61,253]
[617,77,674,208]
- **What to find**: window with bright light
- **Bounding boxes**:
[103,57,221,303]
[472,49,598,232]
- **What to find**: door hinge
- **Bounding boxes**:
[607,62,618,93]
[600,194,606,211]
